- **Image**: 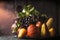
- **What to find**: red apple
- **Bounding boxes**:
[36,21,42,28]
[27,24,40,38]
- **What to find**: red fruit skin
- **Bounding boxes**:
[36,21,42,28]
[27,24,40,38]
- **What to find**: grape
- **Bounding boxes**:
[17,13,47,29]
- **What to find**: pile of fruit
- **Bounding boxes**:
[11,5,55,39]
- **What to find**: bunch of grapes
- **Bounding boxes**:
[16,4,48,29]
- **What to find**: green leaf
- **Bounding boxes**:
[30,7,34,12]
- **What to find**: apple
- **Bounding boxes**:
[36,21,42,28]
[27,24,40,38]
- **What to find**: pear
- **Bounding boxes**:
[46,18,53,29]
[41,23,49,37]
[18,28,27,38]
[49,27,55,37]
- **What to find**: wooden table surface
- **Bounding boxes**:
[0,35,59,40]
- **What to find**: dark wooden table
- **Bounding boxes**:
[0,35,60,40]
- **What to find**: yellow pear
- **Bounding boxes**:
[41,23,49,37]
[46,18,53,29]
[41,23,46,37]
[18,28,27,38]
[49,27,55,37]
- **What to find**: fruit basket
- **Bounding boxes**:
[11,4,56,39]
